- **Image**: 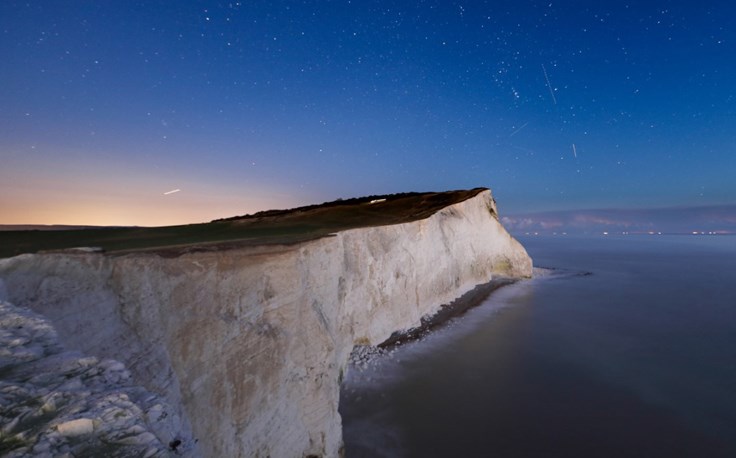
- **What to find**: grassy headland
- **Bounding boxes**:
[0,188,489,258]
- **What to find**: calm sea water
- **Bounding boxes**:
[340,235,736,457]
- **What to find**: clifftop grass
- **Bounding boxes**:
[0,188,488,258]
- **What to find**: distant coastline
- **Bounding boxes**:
[511,231,734,237]
[503,204,736,235]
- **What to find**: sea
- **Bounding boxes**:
[339,235,736,457]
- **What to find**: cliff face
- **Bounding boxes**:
[0,189,531,457]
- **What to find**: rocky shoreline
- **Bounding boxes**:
[378,276,518,348]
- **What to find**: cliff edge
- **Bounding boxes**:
[0,188,532,457]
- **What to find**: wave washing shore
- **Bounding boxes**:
[340,268,556,457]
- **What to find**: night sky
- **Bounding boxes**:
[2,1,735,226]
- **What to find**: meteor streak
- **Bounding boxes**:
[542,64,557,105]
[163,189,181,195]
[510,122,529,137]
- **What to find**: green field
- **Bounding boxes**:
[0,188,489,258]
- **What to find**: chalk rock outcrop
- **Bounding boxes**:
[0,189,531,457]
[0,300,188,457]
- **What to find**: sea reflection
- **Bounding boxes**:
[340,236,736,457]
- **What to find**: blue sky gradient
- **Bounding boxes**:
[1,1,735,225]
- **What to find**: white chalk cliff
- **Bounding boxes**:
[0,189,532,457]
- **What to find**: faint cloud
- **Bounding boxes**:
[504,205,736,234]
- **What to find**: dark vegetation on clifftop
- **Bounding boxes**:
[0,188,488,258]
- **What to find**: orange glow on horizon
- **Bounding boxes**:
[1,145,327,227]
[0,199,300,227]
[0,185,311,227]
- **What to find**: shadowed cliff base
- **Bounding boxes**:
[0,188,490,258]
[378,276,518,348]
